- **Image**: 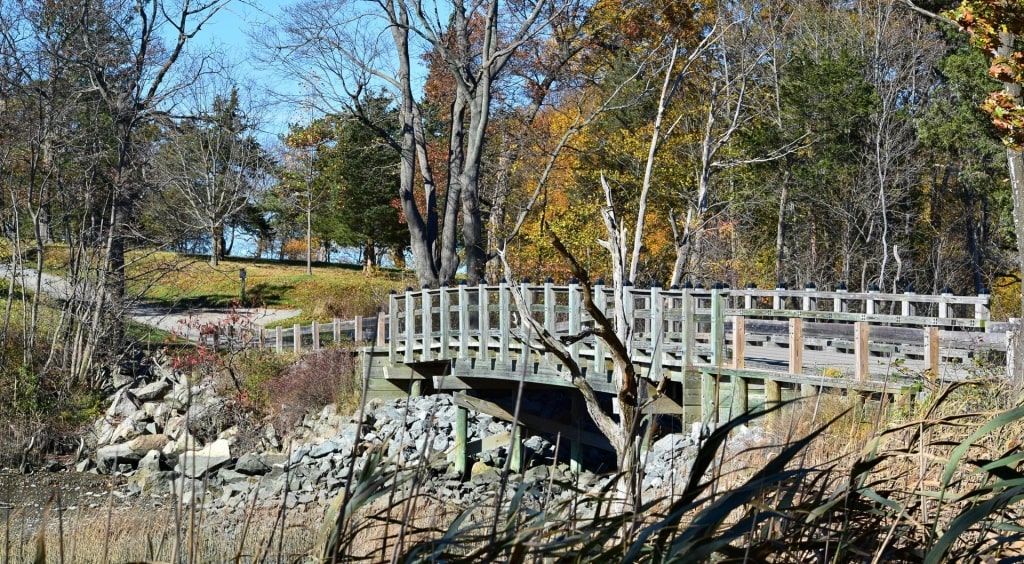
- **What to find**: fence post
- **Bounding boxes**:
[544,278,555,366]
[276,326,283,354]
[335,317,344,345]
[293,323,302,354]
[312,320,320,351]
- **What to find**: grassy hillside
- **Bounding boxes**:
[32,246,413,326]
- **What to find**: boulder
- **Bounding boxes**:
[131,378,170,402]
[235,453,272,476]
[179,438,232,479]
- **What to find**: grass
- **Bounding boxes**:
[4,373,1024,562]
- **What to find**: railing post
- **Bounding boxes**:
[569,279,582,365]
[855,322,870,382]
[478,282,490,364]
[650,282,663,380]
[802,282,816,311]
[336,317,344,344]
[682,285,694,367]
[388,291,399,361]
[293,323,302,354]
[710,287,724,366]
[276,326,283,354]
[901,288,915,317]
[623,281,635,352]
[732,315,745,370]
[376,310,387,347]
[834,282,848,313]
[544,278,556,366]
[421,287,434,361]
[520,279,533,369]
[938,287,952,319]
[457,281,470,360]
[499,279,510,364]
[312,320,320,351]
[439,284,451,360]
[593,280,607,380]
[404,288,415,364]
[773,283,785,310]
[866,286,879,315]
[977,289,991,331]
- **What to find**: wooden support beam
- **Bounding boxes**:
[454,405,467,476]
[376,311,387,347]
[788,318,803,375]
[732,376,748,415]
[312,321,320,351]
[855,321,870,382]
[275,326,283,353]
[335,317,344,345]
[701,371,717,424]
[510,424,523,473]
[926,326,939,384]
[293,323,302,354]
[732,316,745,370]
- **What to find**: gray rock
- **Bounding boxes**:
[106,388,140,418]
[132,378,170,402]
[310,439,342,459]
[138,450,164,473]
[179,438,231,478]
[235,453,272,475]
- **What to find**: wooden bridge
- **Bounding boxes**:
[249,282,1015,426]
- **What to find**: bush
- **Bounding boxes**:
[261,347,360,429]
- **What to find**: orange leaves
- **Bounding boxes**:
[945,1,1024,148]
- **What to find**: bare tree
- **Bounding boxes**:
[152,86,268,267]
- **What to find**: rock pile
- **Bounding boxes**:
[80,363,740,519]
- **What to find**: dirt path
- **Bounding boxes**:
[0,265,302,341]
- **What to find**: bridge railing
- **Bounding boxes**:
[379,282,1005,380]
[236,283,1011,384]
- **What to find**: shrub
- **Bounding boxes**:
[260,347,360,429]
